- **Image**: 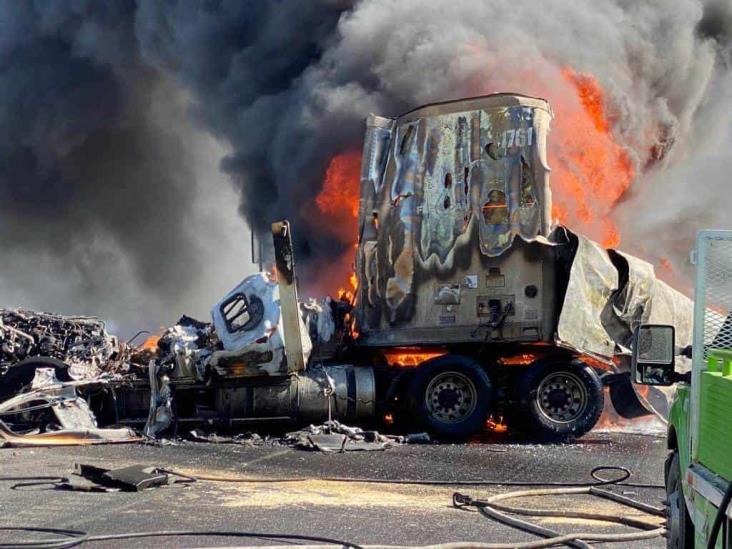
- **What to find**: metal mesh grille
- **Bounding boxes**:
[700,235,732,358]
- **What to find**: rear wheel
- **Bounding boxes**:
[0,357,71,401]
[666,452,694,549]
[517,359,603,441]
[407,355,492,441]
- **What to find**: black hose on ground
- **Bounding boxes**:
[0,466,665,549]
[0,475,70,490]
[454,489,665,548]
[0,526,87,549]
[0,528,362,549]
[451,467,666,549]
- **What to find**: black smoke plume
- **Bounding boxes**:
[0,0,730,331]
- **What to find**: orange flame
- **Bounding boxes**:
[485,415,509,434]
[383,348,447,368]
[314,152,361,299]
[498,353,540,366]
[140,335,160,351]
[337,268,359,302]
[550,68,635,247]
[315,151,361,237]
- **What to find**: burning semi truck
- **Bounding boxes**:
[0,93,693,443]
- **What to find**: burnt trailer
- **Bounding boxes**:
[0,94,693,443]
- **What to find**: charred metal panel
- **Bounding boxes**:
[272,220,307,373]
[556,235,619,357]
[355,94,554,346]
[556,232,693,361]
[602,250,656,350]
[353,93,692,358]
[358,237,556,346]
[210,272,312,377]
[0,368,138,445]
[360,114,394,198]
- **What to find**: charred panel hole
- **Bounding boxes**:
[443,195,451,209]
[484,142,498,160]
[520,155,535,207]
[444,172,452,188]
[400,126,414,155]
[482,190,508,225]
[464,167,470,195]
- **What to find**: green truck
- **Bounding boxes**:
[634,230,732,548]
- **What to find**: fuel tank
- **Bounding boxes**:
[213,364,376,424]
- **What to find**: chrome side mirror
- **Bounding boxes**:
[632,324,676,386]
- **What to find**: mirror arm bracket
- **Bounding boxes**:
[671,371,691,384]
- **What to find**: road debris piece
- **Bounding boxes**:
[404,432,432,444]
[182,423,429,452]
[73,463,174,492]
[0,422,138,447]
[0,368,138,447]
[285,420,399,452]
[187,428,269,446]
[144,360,173,438]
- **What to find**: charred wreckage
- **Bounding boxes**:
[0,94,692,446]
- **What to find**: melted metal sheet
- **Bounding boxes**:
[558,232,693,361]
[357,94,553,328]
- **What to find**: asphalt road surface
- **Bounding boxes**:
[0,431,668,548]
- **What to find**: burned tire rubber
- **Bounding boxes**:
[407,355,492,442]
[0,357,71,400]
[518,360,603,442]
[666,452,694,549]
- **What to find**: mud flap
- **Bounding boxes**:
[607,373,652,419]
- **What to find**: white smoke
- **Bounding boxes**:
[289,0,730,265]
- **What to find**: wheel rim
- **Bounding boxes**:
[535,371,588,424]
[425,371,477,424]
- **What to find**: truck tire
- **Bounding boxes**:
[0,357,72,401]
[517,359,603,441]
[407,355,492,441]
[666,451,694,549]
